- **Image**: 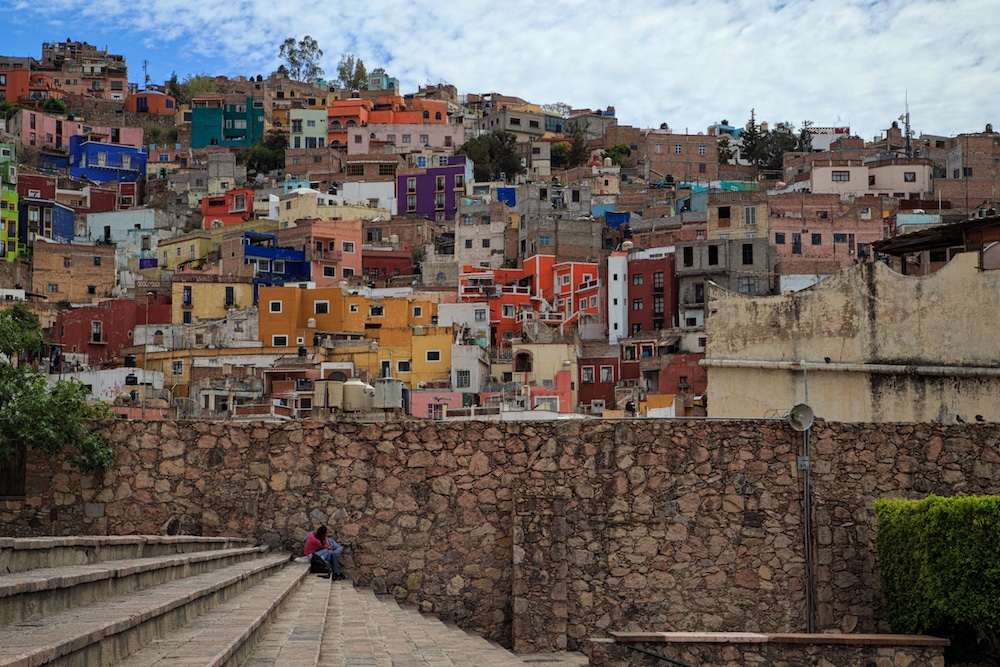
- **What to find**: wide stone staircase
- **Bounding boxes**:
[0,536,588,667]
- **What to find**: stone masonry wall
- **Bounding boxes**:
[2,419,998,651]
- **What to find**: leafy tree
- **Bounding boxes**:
[740,109,764,167]
[602,143,631,167]
[566,120,589,168]
[550,142,570,170]
[146,126,162,144]
[717,136,735,164]
[757,121,799,171]
[542,102,571,115]
[245,130,287,176]
[166,71,183,101]
[279,36,325,82]
[335,54,367,90]
[0,304,115,473]
[456,130,525,182]
[797,120,814,153]
[0,101,21,121]
[174,73,218,106]
[42,97,67,114]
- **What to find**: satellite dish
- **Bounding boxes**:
[787,403,815,431]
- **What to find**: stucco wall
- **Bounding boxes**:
[3,419,999,652]
[705,252,1000,422]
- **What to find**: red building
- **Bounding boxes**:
[53,296,172,364]
[0,69,63,105]
[627,252,679,333]
[576,342,620,414]
[362,246,415,285]
[125,90,177,115]
[202,187,254,229]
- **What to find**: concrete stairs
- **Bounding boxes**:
[0,536,589,667]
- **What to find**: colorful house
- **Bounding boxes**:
[172,274,255,325]
[68,134,148,183]
[274,218,364,287]
[125,90,177,115]
[53,297,172,364]
[201,187,254,228]
[397,155,471,222]
[18,196,75,244]
[9,109,144,153]
[0,144,19,261]
[190,95,265,148]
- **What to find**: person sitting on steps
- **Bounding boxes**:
[304,525,345,580]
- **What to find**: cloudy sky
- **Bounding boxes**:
[7,0,998,141]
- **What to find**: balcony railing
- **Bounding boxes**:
[577,279,599,291]
[517,310,566,324]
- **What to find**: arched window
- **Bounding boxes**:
[435,112,442,120]
[330,120,342,129]
[422,111,430,119]
[514,352,533,373]
[346,119,357,127]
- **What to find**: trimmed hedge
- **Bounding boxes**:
[875,495,1000,662]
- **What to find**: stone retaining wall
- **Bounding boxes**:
[2,419,998,651]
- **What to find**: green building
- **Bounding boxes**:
[0,143,20,262]
[190,95,265,149]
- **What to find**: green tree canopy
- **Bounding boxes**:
[717,136,735,164]
[456,130,526,183]
[42,97,67,114]
[335,54,367,90]
[550,142,570,170]
[566,120,589,168]
[757,121,800,171]
[601,143,631,167]
[170,73,218,106]
[279,36,325,82]
[0,304,115,473]
[740,109,764,167]
[244,130,287,177]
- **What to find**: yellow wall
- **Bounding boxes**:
[257,284,451,385]
[159,233,213,271]
[172,281,254,323]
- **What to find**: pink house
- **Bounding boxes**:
[9,109,144,153]
[274,218,365,287]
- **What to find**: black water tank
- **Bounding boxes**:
[298,346,308,357]
[124,354,137,367]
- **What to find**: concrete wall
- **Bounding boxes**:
[705,252,1000,422]
[4,419,999,653]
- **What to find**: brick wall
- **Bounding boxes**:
[3,419,997,651]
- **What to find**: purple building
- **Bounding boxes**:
[397,155,472,222]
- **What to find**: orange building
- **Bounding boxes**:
[125,90,178,115]
[0,70,63,105]
[327,94,448,148]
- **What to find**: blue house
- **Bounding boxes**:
[18,197,75,245]
[241,231,309,303]
[68,134,147,183]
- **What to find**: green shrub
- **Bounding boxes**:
[875,495,1000,662]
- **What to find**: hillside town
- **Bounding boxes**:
[2,38,998,424]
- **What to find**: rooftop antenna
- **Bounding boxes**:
[899,92,912,157]
[143,59,150,87]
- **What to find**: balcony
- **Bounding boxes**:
[312,248,343,262]
[577,278,599,291]
[85,157,140,171]
[517,310,566,325]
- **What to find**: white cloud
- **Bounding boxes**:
[9,0,999,138]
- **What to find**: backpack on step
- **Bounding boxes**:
[309,553,330,573]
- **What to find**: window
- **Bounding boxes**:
[406,194,416,211]
[963,167,973,177]
[832,171,850,181]
[742,244,754,265]
[63,256,72,268]
[350,304,359,313]
[698,145,706,155]
[582,366,594,383]
[632,274,643,285]
[708,245,719,265]
[633,298,643,310]
[683,246,693,267]
[369,305,384,317]
[378,163,396,176]
[402,134,411,143]
[225,286,235,307]
[183,311,191,324]
[455,174,464,188]
[775,232,786,244]
[272,335,288,347]
[345,164,364,176]
[426,350,441,362]
[903,172,916,182]
[502,304,515,318]
[474,308,487,322]
[600,366,614,383]
[482,239,490,248]
[655,144,662,154]
[744,206,757,226]
[342,241,355,253]
[315,301,329,314]
[269,300,282,313]
[653,272,664,289]
[323,266,337,277]
[88,285,96,295]
[674,144,683,154]
[182,285,193,305]
[811,233,822,245]
[170,360,184,376]
[397,360,411,373]
[456,370,471,388]
[420,134,429,144]
[540,235,551,246]
[413,306,423,318]
[465,239,473,249]
[590,295,598,308]
[834,233,848,243]
[579,298,586,310]
[435,175,445,191]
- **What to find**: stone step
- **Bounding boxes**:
[112,561,310,667]
[0,546,266,628]
[0,536,247,575]
[0,552,290,667]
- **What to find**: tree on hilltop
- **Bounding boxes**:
[457,131,525,182]
[279,36,325,83]
[335,54,367,90]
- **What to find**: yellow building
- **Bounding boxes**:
[172,276,255,324]
[159,231,214,272]
[278,189,390,226]
[257,284,452,387]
